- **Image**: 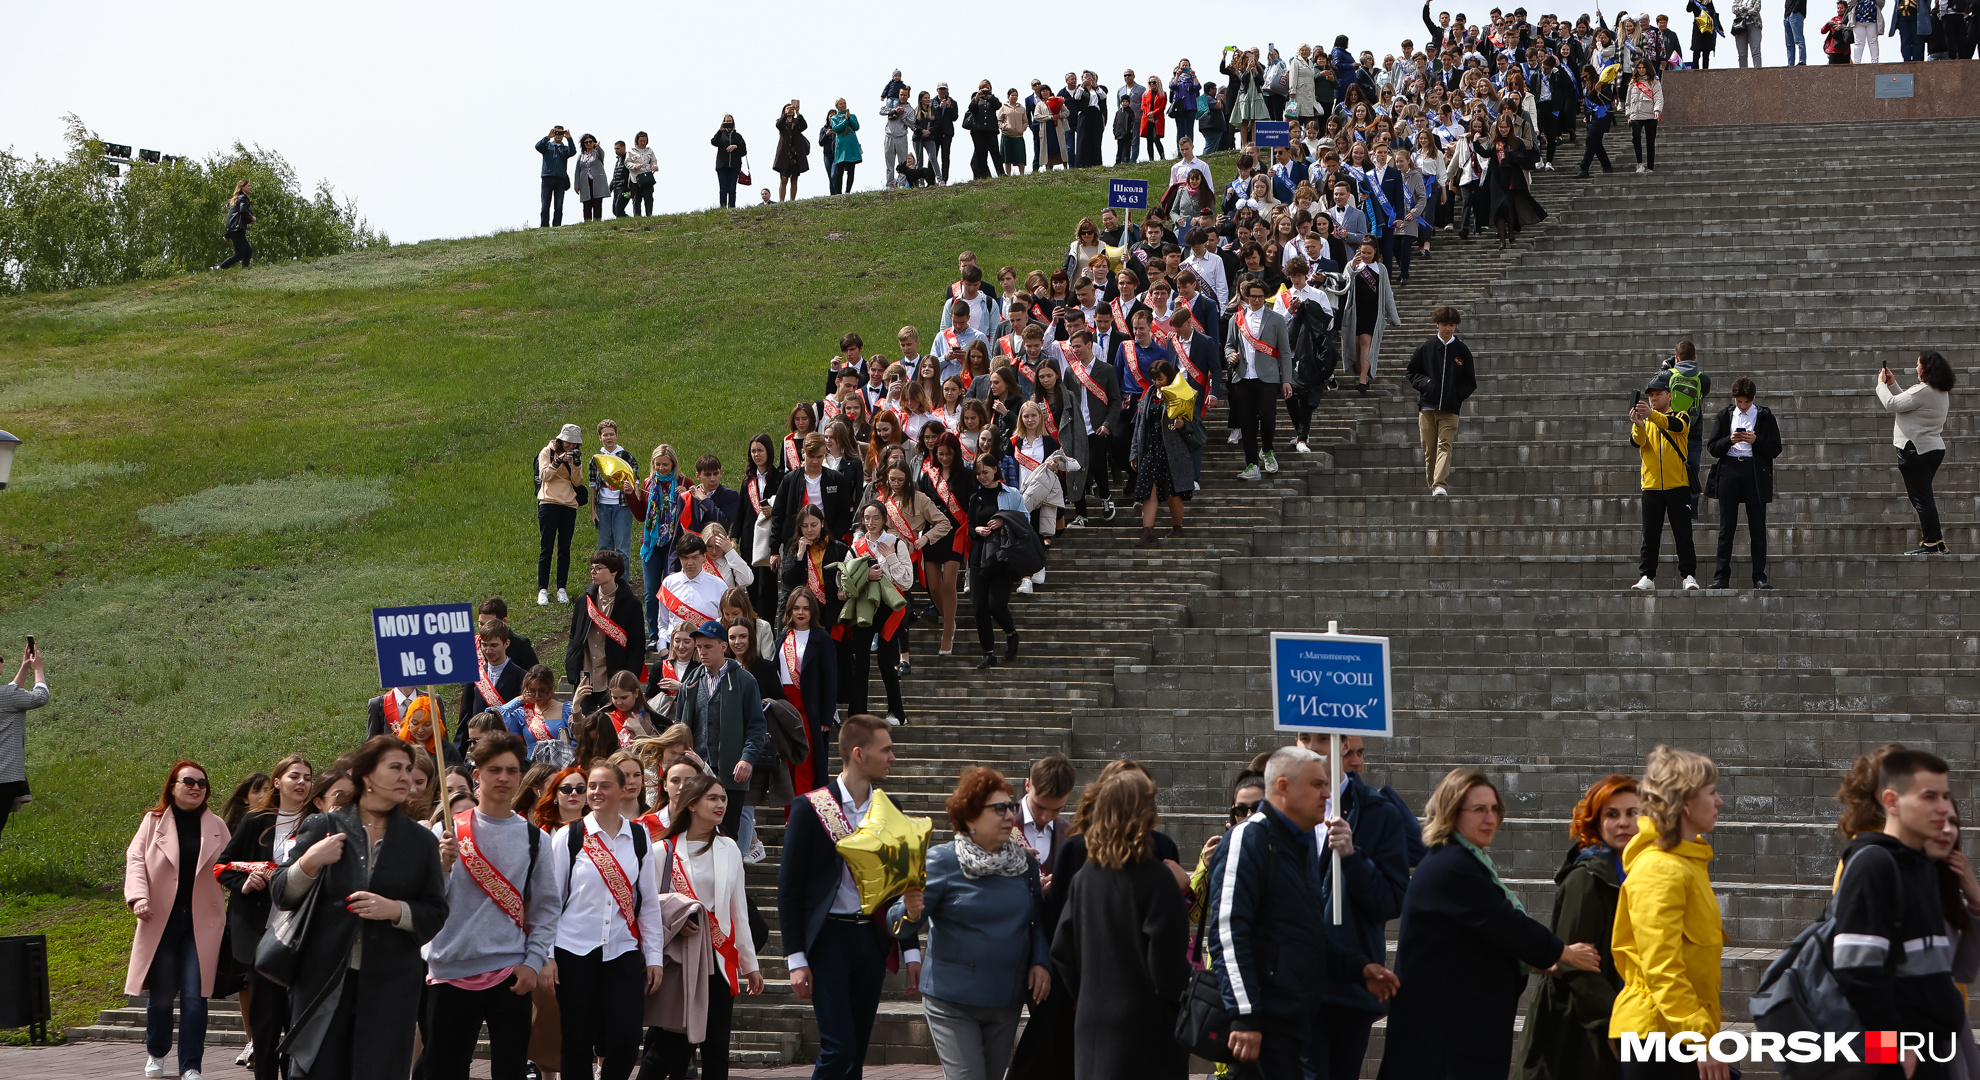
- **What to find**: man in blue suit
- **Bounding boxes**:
[777,714,921,1079]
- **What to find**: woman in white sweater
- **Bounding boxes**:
[1877,350,1957,555]
[646,774,762,1080]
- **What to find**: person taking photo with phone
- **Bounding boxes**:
[0,639,47,835]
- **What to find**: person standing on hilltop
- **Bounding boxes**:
[217,180,255,270]
[773,102,810,203]
[712,115,747,209]
[536,125,576,228]
[0,642,48,836]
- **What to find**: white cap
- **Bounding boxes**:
[558,423,583,444]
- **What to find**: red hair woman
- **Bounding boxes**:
[125,760,232,1080]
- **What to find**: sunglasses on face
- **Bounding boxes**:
[985,801,1018,817]
[557,784,585,796]
[178,777,210,789]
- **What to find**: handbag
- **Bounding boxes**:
[254,866,323,987]
[1174,881,1237,1062]
[1180,415,1208,453]
[751,508,776,565]
[738,155,752,187]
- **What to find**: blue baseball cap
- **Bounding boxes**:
[689,620,726,640]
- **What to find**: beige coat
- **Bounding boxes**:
[123,808,232,996]
[536,442,584,508]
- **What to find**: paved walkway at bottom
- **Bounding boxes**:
[0,1042,946,1079]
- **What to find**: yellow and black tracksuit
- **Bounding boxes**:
[1632,409,1696,580]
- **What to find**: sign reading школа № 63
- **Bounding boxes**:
[1269,631,1394,736]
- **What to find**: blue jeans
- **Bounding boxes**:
[716,167,739,208]
[739,804,757,855]
[1176,112,1196,148]
[145,921,208,1075]
[641,543,671,647]
[1785,12,1807,63]
[538,176,565,227]
[594,502,633,567]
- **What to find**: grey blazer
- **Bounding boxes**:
[1877,380,1950,455]
[1222,306,1292,385]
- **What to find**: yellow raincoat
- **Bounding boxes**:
[1608,817,1723,1038]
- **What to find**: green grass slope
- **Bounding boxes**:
[0,156,1193,1035]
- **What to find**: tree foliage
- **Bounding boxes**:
[0,115,384,294]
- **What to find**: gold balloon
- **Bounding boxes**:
[593,453,636,489]
[835,789,933,915]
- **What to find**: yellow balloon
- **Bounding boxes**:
[593,453,636,488]
[835,789,933,915]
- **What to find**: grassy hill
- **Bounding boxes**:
[0,156,1194,1035]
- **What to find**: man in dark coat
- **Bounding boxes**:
[1706,375,1782,590]
[478,597,539,671]
[776,717,916,1080]
[563,550,644,715]
[1211,745,1398,1077]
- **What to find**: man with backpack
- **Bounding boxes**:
[426,733,560,1080]
[1831,748,1966,1078]
[1210,745,1399,1080]
[1630,373,1700,591]
[1661,341,1712,512]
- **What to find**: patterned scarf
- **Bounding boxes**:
[953,834,1032,879]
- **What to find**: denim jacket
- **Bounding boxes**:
[536,135,578,179]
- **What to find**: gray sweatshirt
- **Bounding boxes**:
[425,810,561,981]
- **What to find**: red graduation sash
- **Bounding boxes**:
[1037,401,1060,440]
[660,659,679,684]
[520,702,553,744]
[1171,336,1207,387]
[781,632,805,693]
[587,593,629,649]
[1014,353,1038,386]
[213,860,277,881]
[1067,359,1108,406]
[747,474,767,518]
[1111,296,1133,329]
[783,432,802,470]
[850,534,908,640]
[609,708,630,740]
[804,786,859,842]
[1235,310,1280,358]
[456,809,529,930]
[475,660,504,712]
[582,826,642,942]
[667,840,742,994]
[821,396,842,422]
[940,326,964,358]
[633,812,665,841]
[878,491,917,543]
[1010,436,1045,473]
[382,692,403,730]
[922,463,971,559]
[658,581,718,626]
[960,437,979,468]
[1000,334,1020,359]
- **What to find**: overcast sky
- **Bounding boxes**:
[5,0,1691,245]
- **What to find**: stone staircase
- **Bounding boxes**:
[86,118,1979,1075]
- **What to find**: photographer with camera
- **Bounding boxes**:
[0,638,47,836]
[535,125,577,228]
[537,424,588,607]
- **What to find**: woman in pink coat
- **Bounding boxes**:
[125,759,231,1080]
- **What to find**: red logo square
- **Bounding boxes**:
[1864,1030,1899,1064]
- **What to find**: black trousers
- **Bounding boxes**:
[637,974,734,1080]
[748,571,780,635]
[1640,488,1697,580]
[806,919,887,1080]
[1714,457,1769,585]
[1079,432,1112,506]
[935,136,954,182]
[972,566,1017,655]
[1286,386,1320,442]
[307,976,366,1080]
[1539,107,1564,162]
[1458,181,1486,235]
[1232,378,1279,466]
[537,502,577,590]
[1580,113,1614,174]
[836,162,857,190]
[219,233,253,269]
[1299,1005,1378,1080]
[1899,445,1947,543]
[845,619,906,719]
[632,185,654,215]
[555,947,647,1080]
[716,168,739,208]
[1631,119,1659,168]
[969,131,997,180]
[1233,1026,1306,1080]
[0,779,27,835]
[245,968,290,1080]
[423,974,534,1080]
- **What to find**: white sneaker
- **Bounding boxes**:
[1294,439,1312,453]
[183,1071,206,1080]
[1631,576,1656,591]
[1432,486,1448,496]
[1227,429,1243,444]
[1635,163,1646,174]
[236,1041,254,1067]
[1261,452,1280,474]
[555,587,569,603]
[1032,569,1046,585]
[536,589,549,606]
[1018,578,1034,594]
[1682,575,1700,590]
[1238,465,1262,481]
[884,714,902,726]
[745,838,766,863]
[145,1058,166,1079]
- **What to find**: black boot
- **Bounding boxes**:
[1005,632,1020,661]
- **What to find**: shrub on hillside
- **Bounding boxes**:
[0,114,384,293]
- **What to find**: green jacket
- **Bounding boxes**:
[1515,844,1625,1080]
[830,554,906,629]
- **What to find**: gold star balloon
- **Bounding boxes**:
[592,453,636,489]
[836,789,933,915]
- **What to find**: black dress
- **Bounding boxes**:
[1129,390,1178,501]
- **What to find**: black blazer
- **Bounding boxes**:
[271,805,448,1074]
[771,467,856,552]
[563,579,645,686]
[456,659,525,750]
[505,630,540,673]
[1707,403,1783,502]
[680,484,743,536]
[736,468,785,561]
[777,784,893,964]
[215,810,282,963]
[779,540,851,628]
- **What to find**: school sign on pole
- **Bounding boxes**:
[372,603,477,690]
[1269,627,1394,737]
[1107,178,1148,210]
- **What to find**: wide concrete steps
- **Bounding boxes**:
[1216,553,1973,589]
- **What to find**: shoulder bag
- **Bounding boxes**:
[255,863,324,987]
[1175,830,1275,1063]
